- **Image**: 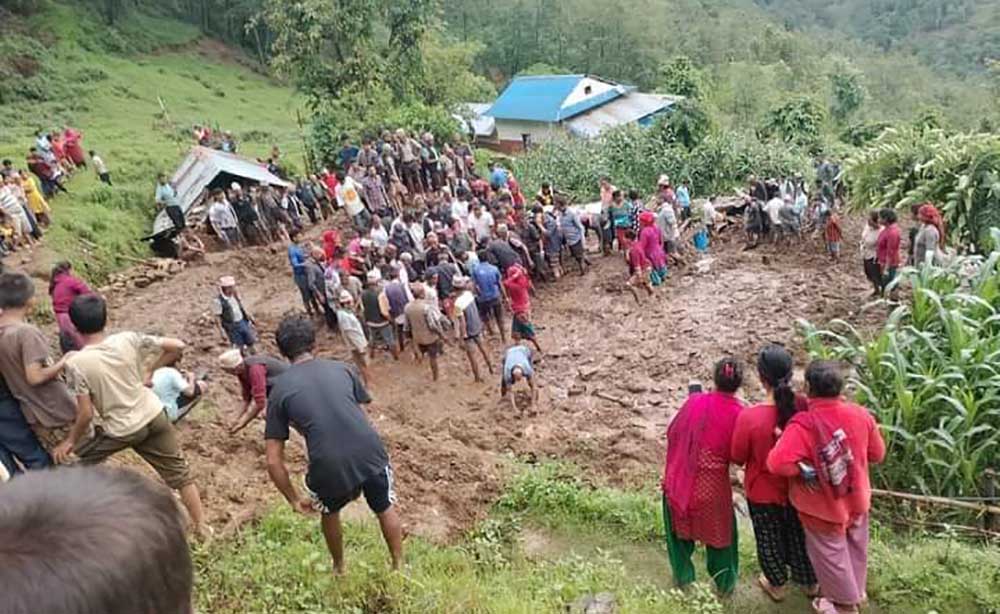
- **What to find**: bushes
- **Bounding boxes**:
[842,128,1000,250]
[800,240,1000,499]
[514,123,812,201]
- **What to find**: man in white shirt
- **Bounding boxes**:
[449,187,470,230]
[335,170,370,231]
[469,201,494,245]
[90,150,111,185]
[764,196,784,238]
[207,189,240,248]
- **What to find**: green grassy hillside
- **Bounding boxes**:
[0,2,303,280]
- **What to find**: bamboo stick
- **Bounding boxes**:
[872,488,1000,515]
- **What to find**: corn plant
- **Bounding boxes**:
[842,127,1000,251]
[800,233,1000,498]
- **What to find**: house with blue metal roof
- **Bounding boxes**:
[484,74,679,151]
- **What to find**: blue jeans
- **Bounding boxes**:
[0,396,51,476]
[225,319,257,348]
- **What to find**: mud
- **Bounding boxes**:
[87,218,876,541]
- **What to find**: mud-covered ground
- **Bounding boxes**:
[91,218,877,540]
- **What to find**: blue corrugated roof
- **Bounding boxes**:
[485,74,625,122]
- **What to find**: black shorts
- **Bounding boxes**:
[306,465,396,515]
[418,340,443,357]
[477,298,503,322]
[568,240,584,259]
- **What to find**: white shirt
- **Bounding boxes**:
[702,201,716,227]
[470,210,494,242]
[212,293,245,322]
[764,198,783,225]
[208,200,238,230]
[92,155,108,175]
[370,224,389,249]
[450,199,470,227]
[336,177,365,216]
[152,367,188,420]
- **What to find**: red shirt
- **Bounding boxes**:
[824,214,843,243]
[627,243,648,272]
[731,403,789,505]
[49,273,92,314]
[237,363,269,411]
[766,398,886,534]
[502,266,532,315]
[876,223,901,268]
[321,173,339,199]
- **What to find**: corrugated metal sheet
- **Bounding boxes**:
[454,103,496,138]
[565,93,681,138]
[152,146,291,235]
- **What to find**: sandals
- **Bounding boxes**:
[812,597,859,614]
[757,574,787,602]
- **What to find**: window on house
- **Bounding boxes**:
[584,85,592,95]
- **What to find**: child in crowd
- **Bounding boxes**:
[825,207,843,261]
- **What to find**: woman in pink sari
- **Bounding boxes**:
[48,261,92,352]
[62,126,86,167]
[662,357,744,593]
[638,210,668,285]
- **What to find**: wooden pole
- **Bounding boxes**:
[983,470,998,532]
[871,488,1000,516]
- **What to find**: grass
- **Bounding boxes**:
[0,2,304,281]
[194,463,1000,613]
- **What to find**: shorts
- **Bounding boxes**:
[477,298,503,323]
[225,319,257,348]
[367,323,396,348]
[306,465,396,515]
[418,340,443,357]
[511,313,535,339]
[568,240,584,259]
[827,241,841,255]
[76,412,192,490]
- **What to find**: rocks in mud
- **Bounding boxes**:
[623,382,648,394]
[578,366,601,381]
[568,593,616,614]
[103,258,186,291]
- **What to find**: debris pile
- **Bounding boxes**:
[101,258,187,291]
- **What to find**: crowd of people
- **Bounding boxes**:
[1,127,112,257]
[1,121,920,614]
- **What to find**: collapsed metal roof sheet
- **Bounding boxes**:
[152,146,291,235]
[565,93,681,138]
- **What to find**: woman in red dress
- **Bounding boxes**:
[662,357,744,594]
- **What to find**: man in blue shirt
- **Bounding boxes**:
[557,199,589,275]
[155,173,185,231]
[489,163,509,191]
[500,343,536,412]
[287,230,319,315]
[676,181,691,220]
[472,255,507,343]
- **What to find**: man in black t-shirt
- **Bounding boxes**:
[264,315,403,574]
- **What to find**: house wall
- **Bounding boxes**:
[494,119,568,149]
[562,77,617,109]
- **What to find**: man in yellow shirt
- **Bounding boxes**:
[59,294,209,539]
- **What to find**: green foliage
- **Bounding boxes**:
[517,62,570,76]
[828,63,867,122]
[842,128,1000,249]
[658,56,704,100]
[515,124,811,201]
[762,96,827,149]
[840,120,893,147]
[656,99,712,149]
[799,242,1000,498]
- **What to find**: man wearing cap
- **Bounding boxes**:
[452,275,492,382]
[219,349,289,434]
[404,283,448,382]
[335,290,371,386]
[212,276,257,352]
[360,269,398,362]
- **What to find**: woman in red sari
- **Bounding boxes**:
[662,357,744,594]
[62,126,86,168]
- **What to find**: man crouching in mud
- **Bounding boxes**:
[264,314,403,574]
[500,342,538,413]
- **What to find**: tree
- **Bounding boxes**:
[658,56,704,99]
[763,97,826,148]
[829,64,866,123]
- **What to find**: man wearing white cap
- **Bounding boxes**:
[218,348,289,434]
[335,290,371,386]
[211,275,257,351]
[360,268,398,361]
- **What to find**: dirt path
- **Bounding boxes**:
[94,222,873,540]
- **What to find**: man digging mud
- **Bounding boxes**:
[500,342,538,413]
[264,315,403,574]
